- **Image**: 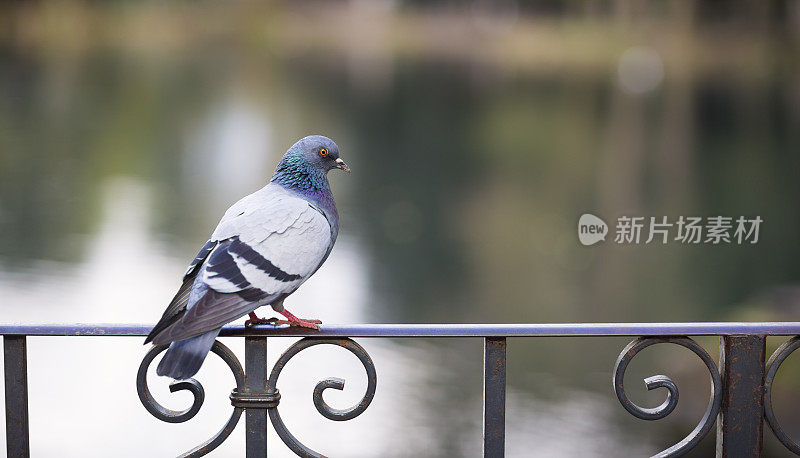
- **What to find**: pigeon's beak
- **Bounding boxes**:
[335,158,351,173]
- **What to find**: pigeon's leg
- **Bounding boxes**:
[244,312,280,327]
[268,299,321,329]
[277,309,322,330]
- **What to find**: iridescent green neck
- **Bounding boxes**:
[270,150,339,237]
[271,151,329,192]
[270,151,337,219]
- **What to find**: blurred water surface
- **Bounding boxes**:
[1,2,799,456]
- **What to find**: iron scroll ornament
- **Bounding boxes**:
[137,337,377,457]
[266,337,378,457]
[613,336,723,457]
[137,341,246,457]
[764,335,800,454]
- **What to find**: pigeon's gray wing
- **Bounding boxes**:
[151,186,333,345]
[145,240,217,344]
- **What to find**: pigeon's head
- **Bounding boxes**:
[286,135,350,174]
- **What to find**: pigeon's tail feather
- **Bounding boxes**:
[156,329,221,380]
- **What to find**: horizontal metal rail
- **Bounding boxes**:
[4,322,800,457]
[2,321,800,337]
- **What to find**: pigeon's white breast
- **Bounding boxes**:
[204,184,333,295]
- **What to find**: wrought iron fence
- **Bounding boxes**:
[4,322,800,457]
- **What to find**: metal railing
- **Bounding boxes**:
[4,322,800,457]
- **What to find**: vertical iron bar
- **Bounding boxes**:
[4,335,30,458]
[245,336,268,457]
[483,337,506,457]
[716,335,766,457]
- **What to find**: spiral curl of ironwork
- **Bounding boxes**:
[765,335,800,455]
[137,341,246,457]
[613,336,722,457]
[267,337,377,457]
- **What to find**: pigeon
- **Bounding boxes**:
[146,135,350,380]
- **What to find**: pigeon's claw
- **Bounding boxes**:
[245,311,321,330]
[279,310,322,330]
[291,319,321,330]
[244,312,280,327]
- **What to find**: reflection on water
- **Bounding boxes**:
[1,3,800,456]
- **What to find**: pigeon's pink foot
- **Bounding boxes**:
[278,310,322,330]
[244,312,280,327]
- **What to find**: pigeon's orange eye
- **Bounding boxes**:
[319,148,329,157]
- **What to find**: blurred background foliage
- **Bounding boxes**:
[1,0,799,456]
